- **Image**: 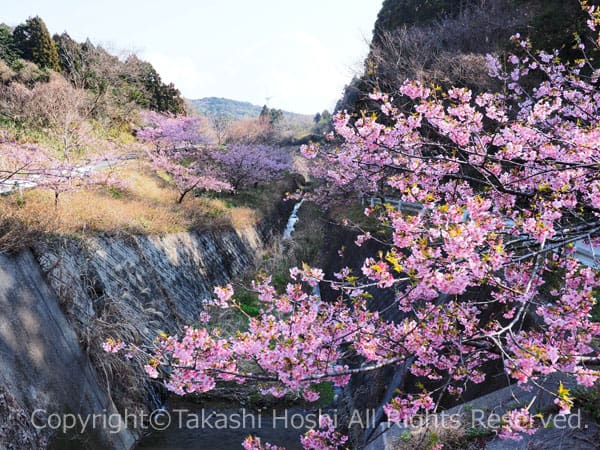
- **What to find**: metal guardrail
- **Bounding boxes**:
[365,196,424,214]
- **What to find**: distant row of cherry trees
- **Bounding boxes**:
[137,112,292,203]
[0,109,293,207]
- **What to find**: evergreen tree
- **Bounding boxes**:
[313,109,332,134]
[139,62,184,114]
[124,56,184,114]
[259,105,283,126]
[162,82,184,114]
[259,104,270,123]
[269,108,283,125]
[13,16,60,71]
[0,24,18,65]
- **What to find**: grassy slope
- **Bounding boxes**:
[0,157,298,255]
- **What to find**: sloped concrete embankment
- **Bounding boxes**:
[0,250,136,449]
[0,211,289,450]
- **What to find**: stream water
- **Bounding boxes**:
[135,399,306,450]
[282,199,305,241]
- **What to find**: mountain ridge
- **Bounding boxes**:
[189,96,311,121]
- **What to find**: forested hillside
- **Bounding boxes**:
[0,15,184,129]
[191,97,317,144]
[337,0,600,112]
[191,97,266,121]
[191,96,313,122]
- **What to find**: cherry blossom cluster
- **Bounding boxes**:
[300,415,348,450]
[242,436,283,450]
[144,281,355,398]
[212,144,292,190]
[137,113,294,200]
[497,408,537,441]
[137,112,232,202]
[102,338,126,353]
[136,111,210,150]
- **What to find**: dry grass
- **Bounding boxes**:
[229,206,259,230]
[0,161,261,250]
[0,212,41,253]
[83,299,153,416]
[379,409,496,450]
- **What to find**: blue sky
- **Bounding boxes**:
[3,1,383,114]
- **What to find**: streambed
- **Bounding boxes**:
[135,399,308,450]
[137,201,312,449]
